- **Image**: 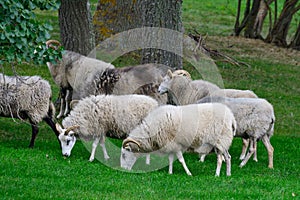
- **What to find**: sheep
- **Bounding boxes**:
[120,103,236,176]
[158,69,258,159]
[197,96,275,168]
[46,40,115,118]
[55,94,159,162]
[0,73,59,147]
[159,69,258,105]
[77,63,170,105]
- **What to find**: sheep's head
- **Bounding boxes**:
[120,138,141,170]
[56,123,79,157]
[158,69,174,94]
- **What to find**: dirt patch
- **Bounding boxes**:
[205,36,300,66]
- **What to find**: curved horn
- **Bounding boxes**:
[172,70,192,79]
[65,125,80,135]
[46,40,61,49]
[122,138,141,148]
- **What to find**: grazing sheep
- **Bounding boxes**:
[0,73,59,147]
[46,40,115,118]
[56,94,158,162]
[121,103,236,176]
[197,96,275,168]
[77,64,169,105]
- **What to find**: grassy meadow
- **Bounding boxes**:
[1,0,299,199]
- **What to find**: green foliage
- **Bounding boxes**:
[0,0,61,65]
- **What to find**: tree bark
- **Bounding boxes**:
[244,0,261,38]
[93,0,183,68]
[290,22,300,50]
[140,0,183,68]
[93,0,141,43]
[59,0,95,56]
[265,0,298,47]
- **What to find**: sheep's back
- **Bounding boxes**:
[0,74,52,123]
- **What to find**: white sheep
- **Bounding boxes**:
[55,94,158,162]
[0,73,59,147]
[120,103,236,176]
[197,96,275,168]
[159,69,257,105]
[46,40,115,118]
[159,69,258,159]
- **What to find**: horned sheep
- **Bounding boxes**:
[46,40,115,118]
[158,70,258,105]
[197,96,275,168]
[159,69,258,159]
[0,73,59,147]
[121,103,236,176]
[56,94,159,162]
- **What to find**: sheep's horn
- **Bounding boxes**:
[173,70,191,79]
[122,138,141,148]
[65,125,80,135]
[46,40,61,49]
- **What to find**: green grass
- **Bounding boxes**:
[1,0,300,199]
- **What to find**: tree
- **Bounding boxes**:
[59,0,95,56]
[234,0,300,49]
[0,0,61,65]
[93,0,183,68]
[290,22,300,50]
[265,0,300,47]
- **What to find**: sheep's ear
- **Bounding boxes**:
[55,123,63,133]
[70,100,79,109]
[167,69,173,78]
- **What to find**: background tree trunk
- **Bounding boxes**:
[93,0,141,43]
[59,0,95,56]
[140,0,183,68]
[93,0,183,68]
[244,0,261,38]
[290,22,300,50]
[265,0,298,47]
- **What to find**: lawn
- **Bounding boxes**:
[1,0,299,199]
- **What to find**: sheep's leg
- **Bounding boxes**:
[57,88,66,119]
[64,90,71,116]
[89,138,100,162]
[253,139,258,162]
[215,151,223,177]
[239,138,249,160]
[199,154,206,162]
[168,153,174,174]
[176,151,192,176]
[29,123,38,148]
[145,154,150,165]
[240,137,256,168]
[223,150,232,176]
[99,136,110,160]
[261,135,274,169]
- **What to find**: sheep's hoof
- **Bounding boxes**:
[253,158,258,162]
[89,158,94,162]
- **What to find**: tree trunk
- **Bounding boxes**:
[59,0,95,56]
[265,0,298,47]
[140,0,183,68]
[290,22,300,50]
[253,0,270,39]
[93,0,141,43]
[244,0,261,38]
[93,0,183,69]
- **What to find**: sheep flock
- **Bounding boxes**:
[1,42,276,176]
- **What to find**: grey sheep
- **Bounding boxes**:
[121,103,236,176]
[56,94,158,162]
[0,73,59,147]
[197,96,275,168]
[46,40,115,118]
